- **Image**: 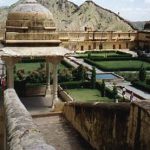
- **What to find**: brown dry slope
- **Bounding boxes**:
[0,0,135,31]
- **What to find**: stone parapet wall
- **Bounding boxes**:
[58,86,74,102]
[64,101,150,150]
[4,89,55,150]
[127,100,150,150]
[63,102,130,150]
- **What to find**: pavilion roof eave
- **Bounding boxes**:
[0,46,73,58]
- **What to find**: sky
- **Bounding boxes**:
[0,0,150,21]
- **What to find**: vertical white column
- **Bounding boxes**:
[52,62,58,103]
[46,62,51,95]
[6,59,15,89]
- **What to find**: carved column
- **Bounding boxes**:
[51,57,63,109]
[3,57,19,89]
[46,61,51,95]
[52,62,59,102]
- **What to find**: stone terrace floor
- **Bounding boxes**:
[33,115,94,150]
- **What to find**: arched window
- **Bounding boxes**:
[113,44,116,49]
[88,45,91,50]
[99,44,103,49]
[119,44,121,49]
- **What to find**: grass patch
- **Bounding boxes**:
[15,63,43,73]
[95,60,150,71]
[66,88,113,103]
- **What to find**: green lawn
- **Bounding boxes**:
[15,62,67,73]
[78,52,119,57]
[15,63,43,73]
[66,88,113,102]
[95,60,150,70]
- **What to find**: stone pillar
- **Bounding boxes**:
[52,62,58,103]
[4,58,17,89]
[46,62,51,96]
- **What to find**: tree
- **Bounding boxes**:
[91,67,96,88]
[101,80,105,97]
[113,84,118,100]
[88,52,91,59]
[72,65,87,82]
[139,64,146,82]
[58,68,72,82]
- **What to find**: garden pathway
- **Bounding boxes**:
[21,96,63,115]
[33,115,94,150]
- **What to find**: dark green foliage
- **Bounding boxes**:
[72,65,87,82]
[61,60,74,69]
[58,68,73,83]
[113,85,118,100]
[132,81,150,93]
[139,65,146,81]
[60,81,91,89]
[101,80,105,97]
[91,67,96,88]
[84,58,150,71]
[39,63,45,69]
[146,79,150,85]
[88,52,91,59]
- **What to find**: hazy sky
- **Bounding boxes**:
[0,0,150,21]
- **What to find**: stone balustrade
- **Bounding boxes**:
[4,89,55,150]
[63,101,150,150]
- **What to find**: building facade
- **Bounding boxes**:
[59,29,150,51]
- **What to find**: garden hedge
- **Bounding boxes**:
[131,81,150,93]
[61,60,74,69]
[84,58,150,71]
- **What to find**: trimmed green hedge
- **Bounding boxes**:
[60,81,91,89]
[89,57,137,61]
[132,81,150,93]
[61,60,74,69]
[84,58,150,71]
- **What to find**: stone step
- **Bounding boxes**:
[33,115,94,150]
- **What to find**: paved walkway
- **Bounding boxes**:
[21,96,53,115]
[33,115,94,150]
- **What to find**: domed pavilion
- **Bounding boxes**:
[0,0,71,109]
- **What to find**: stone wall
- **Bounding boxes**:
[127,100,150,150]
[4,89,55,150]
[58,86,74,102]
[0,108,4,150]
[63,102,130,150]
[63,101,150,150]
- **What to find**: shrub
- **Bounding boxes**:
[61,60,74,69]
[72,65,87,82]
[60,81,91,89]
[132,81,150,93]
[139,65,146,81]
[91,67,96,88]
[101,80,105,97]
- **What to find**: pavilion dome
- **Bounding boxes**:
[6,0,55,29]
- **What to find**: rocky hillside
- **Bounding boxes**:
[0,0,135,31]
[131,21,147,31]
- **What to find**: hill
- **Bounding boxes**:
[0,0,135,31]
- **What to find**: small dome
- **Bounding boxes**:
[5,0,60,45]
[144,22,150,30]
[7,0,53,21]
[6,0,55,29]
